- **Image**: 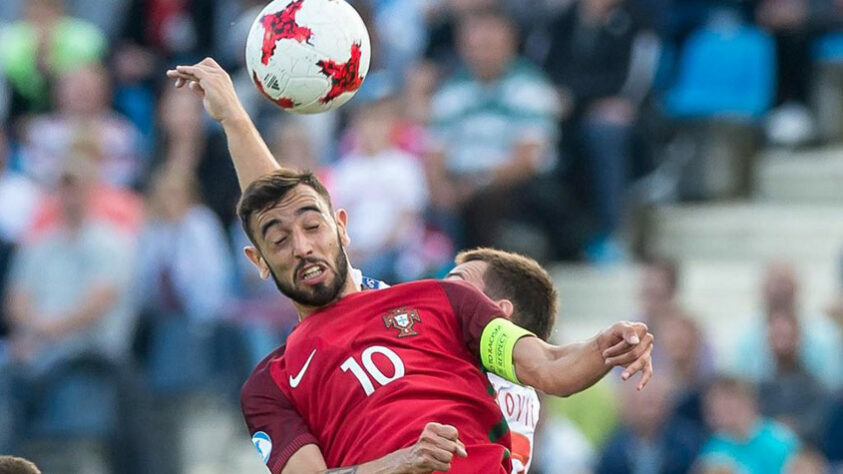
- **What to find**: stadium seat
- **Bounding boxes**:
[663,21,776,120]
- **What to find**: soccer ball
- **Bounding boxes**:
[245,0,371,114]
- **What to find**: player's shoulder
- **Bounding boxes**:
[434,278,489,302]
[241,344,287,402]
[384,279,483,300]
[380,278,444,293]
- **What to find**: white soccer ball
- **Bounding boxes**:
[245,0,371,114]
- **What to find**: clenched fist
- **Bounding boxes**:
[396,422,468,473]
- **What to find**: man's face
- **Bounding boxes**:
[246,185,352,308]
[639,267,673,315]
[704,387,756,437]
[445,260,488,294]
[458,17,516,81]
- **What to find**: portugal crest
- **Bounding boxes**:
[383,308,421,338]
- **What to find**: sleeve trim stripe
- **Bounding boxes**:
[271,435,320,474]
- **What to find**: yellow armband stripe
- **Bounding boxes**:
[480,318,535,385]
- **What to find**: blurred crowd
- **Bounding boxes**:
[0,0,843,472]
[533,260,843,474]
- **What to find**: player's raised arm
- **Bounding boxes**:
[166,58,282,190]
[510,321,654,396]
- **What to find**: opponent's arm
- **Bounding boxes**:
[283,423,467,474]
[510,321,653,396]
[166,58,282,190]
[444,280,653,396]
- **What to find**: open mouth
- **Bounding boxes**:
[298,263,327,285]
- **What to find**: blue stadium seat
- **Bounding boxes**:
[663,22,776,120]
[813,32,843,63]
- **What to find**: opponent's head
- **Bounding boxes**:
[0,456,42,474]
[447,248,557,340]
[238,169,355,312]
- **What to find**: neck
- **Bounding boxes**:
[729,415,758,441]
[776,354,800,372]
[295,263,362,320]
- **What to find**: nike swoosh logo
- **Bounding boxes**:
[289,349,317,388]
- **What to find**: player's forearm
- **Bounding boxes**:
[322,448,416,474]
[288,447,414,474]
[514,336,607,397]
[56,285,118,333]
[220,111,283,190]
[490,141,540,188]
[551,336,611,393]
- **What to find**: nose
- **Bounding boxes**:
[290,227,314,259]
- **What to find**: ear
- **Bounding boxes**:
[244,246,271,280]
[336,208,351,246]
[496,299,514,319]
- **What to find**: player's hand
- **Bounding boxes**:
[597,321,654,391]
[398,422,467,473]
[166,57,247,125]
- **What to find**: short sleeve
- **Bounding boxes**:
[241,347,319,474]
[437,280,505,355]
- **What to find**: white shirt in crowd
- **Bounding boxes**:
[330,148,428,257]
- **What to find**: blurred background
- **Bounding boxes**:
[0,0,842,472]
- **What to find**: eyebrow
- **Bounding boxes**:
[296,205,322,217]
[259,205,324,239]
[259,218,282,240]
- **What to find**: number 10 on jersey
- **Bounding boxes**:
[341,345,405,396]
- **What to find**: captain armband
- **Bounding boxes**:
[479,318,535,385]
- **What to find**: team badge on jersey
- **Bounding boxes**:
[383,308,421,338]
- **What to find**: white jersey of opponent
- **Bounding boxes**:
[488,373,541,474]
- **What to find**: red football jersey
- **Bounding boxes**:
[241,280,513,473]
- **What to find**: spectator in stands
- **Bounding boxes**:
[119,0,218,64]
[825,395,843,468]
[785,449,830,474]
[732,263,843,391]
[20,64,146,188]
[155,85,239,225]
[422,0,501,76]
[758,308,830,447]
[597,377,704,474]
[696,376,800,474]
[542,0,656,262]
[658,313,711,428]
[428,7,574,259]
[331,96,429,282]
[0,0,107,118]
[532,403,596,474]
[4,153,136,374]
[136,164,231,323]
[636,259,680,329]
[755,0,843,145]
[268,118,324,175]
[0,128,41,333]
